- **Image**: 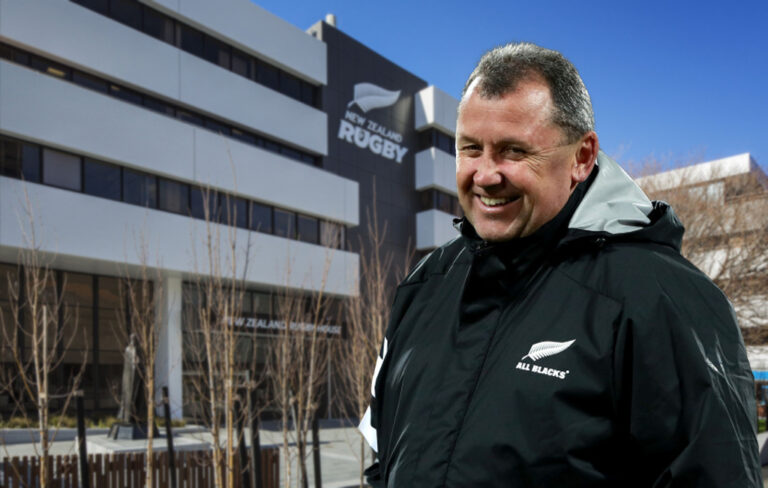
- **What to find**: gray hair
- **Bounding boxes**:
[462,42,595,142]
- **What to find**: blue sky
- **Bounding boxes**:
[252,0,767,171]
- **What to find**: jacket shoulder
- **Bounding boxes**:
[400,235,467,286]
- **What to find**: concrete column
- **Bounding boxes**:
[155,274,183,419]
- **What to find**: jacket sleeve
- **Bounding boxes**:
[615,286,762,487]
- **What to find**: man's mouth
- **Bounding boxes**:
[479,195,519,207]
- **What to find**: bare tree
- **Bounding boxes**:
[118,237,162,488]
[634,157,768,342]
[184,188,253,488]
[334,201,397,487]
[268,247,336,488]
[0,189,85,488]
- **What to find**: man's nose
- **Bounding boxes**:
[473,155,503,187]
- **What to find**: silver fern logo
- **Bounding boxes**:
[521,339,575,361]
[347,83,401,113]
[516,340,575,380]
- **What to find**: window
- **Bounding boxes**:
[109,0,142,30]
[84,159,121,200]
[231,49,251,78]
[73,71,108,93]
[123,169,157,208]
[256,62,279,90]
[221,197,248,229]
[253,291,272,316]
[232,128,256,146]
[143,97,175,116]
[320,221,345,249]
[189,187,219,221]
[203,37,230,69]
[158,179,189,214]
[204,119,231,136]
[301,83,316,106]
[30,56,70,79]
[250,202,272,233]
[273,209,296,239]
[143,8,175,44]
[177,110,205,128]
[110,84,143,106]
[179,24,205,57]
[0,138,40,182]
[297,215,319,244]
[280,146,302,162]
[279,72,301,100]
[43,149,81,191]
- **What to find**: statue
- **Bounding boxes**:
[108,334,157,440]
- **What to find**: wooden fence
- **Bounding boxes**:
[0,448,279,488]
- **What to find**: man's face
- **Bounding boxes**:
[456,77,591,242]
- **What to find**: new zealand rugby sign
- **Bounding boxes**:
[337,82,408,163]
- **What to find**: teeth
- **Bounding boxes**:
[480,196,513,206]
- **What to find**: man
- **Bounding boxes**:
[359,42,762,487]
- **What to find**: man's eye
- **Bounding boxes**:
[460,144,481,152]
[503,146,527,158]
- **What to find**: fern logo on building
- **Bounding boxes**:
[516,339,575,380]
[338,82,408,163]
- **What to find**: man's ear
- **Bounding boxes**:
[571,131,598,187]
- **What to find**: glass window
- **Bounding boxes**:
[177,110,205,128]
[158,179,189,214]
[143,7,175,44]
[241,291,253,314]
[301,154,316,166]
[189,187,219,221]
[419,189,435,211]
[0,44,14,62]
[204,119,231,136]
[320,221,345,249]
[72,71,108,93]
[0,138,41,182]
[83,159,121,201]
[280,146,302,162]
[256,62,279,90]
[179,24,205,57]
[109,0,142,30]
[250,202,272,233]
[98,276,122,309]
[274,209,296,239]
[301,82,316,106]
[62,272,93,307]
[43,148,81,191]
[123,169,157,208]
[203,36,230,69]
[264,141,281,154]
[221,196,248,229]
[231,49,251,78]
[231,128,256,146]
[30,56,70,79]
[297,215,318,244]
[437,192,453,213]
[279,72,301,100]
[109,84,143,106]
[143,97,175,116]
[252,291,272,316]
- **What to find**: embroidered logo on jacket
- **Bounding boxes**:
[516,339,575,380]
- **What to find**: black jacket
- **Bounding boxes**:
[360,153,761,487]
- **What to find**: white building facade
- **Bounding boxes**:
[0,0,459,418]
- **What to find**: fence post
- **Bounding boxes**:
[163,386,177,488]
[248,386,262,488]
[312,416,321,488]
[236,394,251,488]
[75,390,90,488]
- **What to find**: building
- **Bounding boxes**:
[635,153,768,408]
[0,0,460,418]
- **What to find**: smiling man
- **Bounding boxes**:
[360,42,761,487]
